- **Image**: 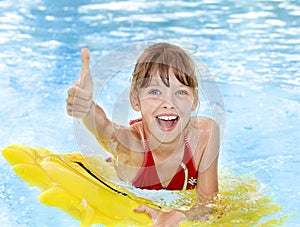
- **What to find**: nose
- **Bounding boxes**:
[162,102,174,109]
[161,92,175,109]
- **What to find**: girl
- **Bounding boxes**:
[66,43,220,226]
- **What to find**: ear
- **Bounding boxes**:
[130,91,141,111]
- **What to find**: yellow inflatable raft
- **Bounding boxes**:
[2,144,159,227]
[2,144,287,227]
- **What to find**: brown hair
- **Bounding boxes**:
[131,43,198,99]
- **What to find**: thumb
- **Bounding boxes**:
[80,48,93,91]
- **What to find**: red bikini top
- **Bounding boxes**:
[130,118,197,190]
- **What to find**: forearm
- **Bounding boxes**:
[179,193,216,222]
[181,205,212,222]
[82,101,113,139]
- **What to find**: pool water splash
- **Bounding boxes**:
[174,171,287,226]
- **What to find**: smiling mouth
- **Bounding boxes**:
[156,115,179,131]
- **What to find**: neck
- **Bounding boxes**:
[146,133,185,161]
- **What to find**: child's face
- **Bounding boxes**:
[134,69,197,144]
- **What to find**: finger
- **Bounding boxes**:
[66,104,91,118]
[66,96,93,109]
[80,48,93,91]
[67,85,92,101]
[81,48,90,75]
[134,205,159,219]
[67,109,88,118]
[134,205,146,213]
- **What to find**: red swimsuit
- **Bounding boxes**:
[130,119,197,190]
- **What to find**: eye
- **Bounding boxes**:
[149,89,161,95]
[175,90,188,95]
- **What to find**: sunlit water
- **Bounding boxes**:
[0,0,299,226]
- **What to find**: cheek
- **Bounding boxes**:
[140,98,160,110]
[177,97,194,110]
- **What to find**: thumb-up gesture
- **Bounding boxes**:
[66,48,94,118]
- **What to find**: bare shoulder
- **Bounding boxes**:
[120,121,144,164]
[112,122,145,181]
[107,121,144,148]
[98,122,144,163]
[190,116,219,133]
[187,117,219,160]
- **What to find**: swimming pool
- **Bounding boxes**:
[0,0,299,226]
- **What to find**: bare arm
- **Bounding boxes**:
[181,119,220,220]
[197,118,219,196]
[135,119,220,226]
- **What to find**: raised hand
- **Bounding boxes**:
[66,48,94,118]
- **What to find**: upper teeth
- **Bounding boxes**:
[157,116,177,121]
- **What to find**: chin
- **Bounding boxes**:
[152,129,182,144]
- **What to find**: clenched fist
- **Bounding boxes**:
[66,48,94,118]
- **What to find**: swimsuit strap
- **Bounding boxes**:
[129,118,142,125]
[178,135,195,190]
[183,134,194,164]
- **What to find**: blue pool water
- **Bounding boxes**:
[0,0,299,226]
